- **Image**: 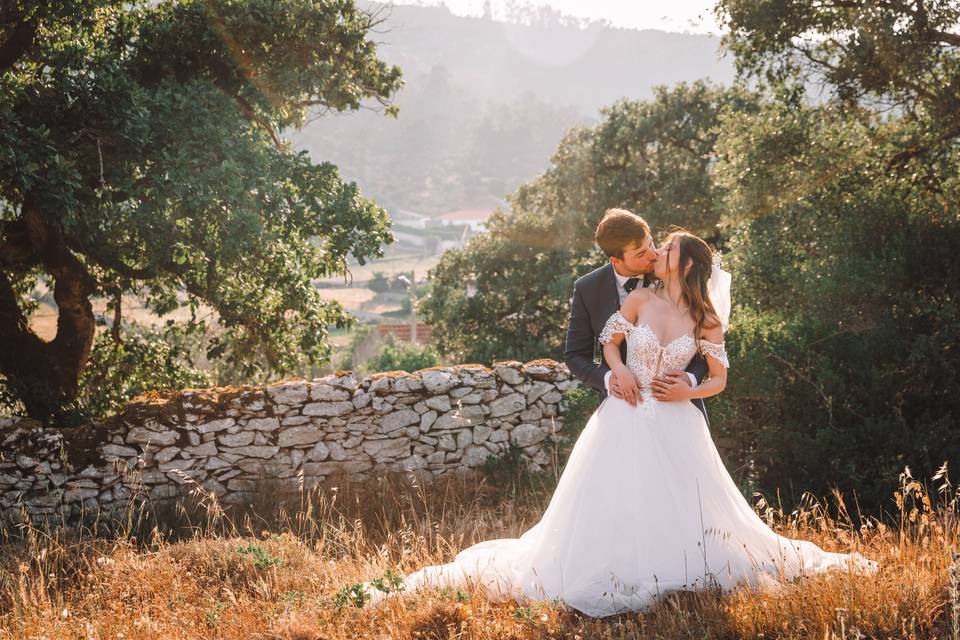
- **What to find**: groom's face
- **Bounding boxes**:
[610,235,657,276]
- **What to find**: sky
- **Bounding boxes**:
[391,0,724,34]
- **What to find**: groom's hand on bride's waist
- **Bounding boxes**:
[651,371,693,401]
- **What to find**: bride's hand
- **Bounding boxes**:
[613,365,641,406]
[609,375,633,406]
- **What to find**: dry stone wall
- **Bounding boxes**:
[0,359,581,528]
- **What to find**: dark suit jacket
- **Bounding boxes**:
[563,263,709,425]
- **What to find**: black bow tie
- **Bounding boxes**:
[623,277,640,293]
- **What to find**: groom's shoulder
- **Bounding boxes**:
[573,263,610,289]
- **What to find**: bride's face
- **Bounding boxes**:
[653,238,680,279]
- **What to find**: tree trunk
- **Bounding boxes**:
[0,200,98,422]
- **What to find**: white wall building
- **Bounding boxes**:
[435,208,494,233]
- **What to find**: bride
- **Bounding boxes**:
[362,230,878,617]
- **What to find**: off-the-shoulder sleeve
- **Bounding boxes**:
[599,310,634,344]
[699,340,730,368]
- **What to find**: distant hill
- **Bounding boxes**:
[288,3,735,217]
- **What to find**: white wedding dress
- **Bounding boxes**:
[363,311,878,617]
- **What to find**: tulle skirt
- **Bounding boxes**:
[366,395,878,617]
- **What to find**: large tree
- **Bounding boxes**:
[711,0,960,512]
[718,0,960,168]
[712,98,960,514]
[0,0,402,422]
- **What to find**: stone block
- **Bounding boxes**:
[381,409,420,433]
[489,393,526,418]
[421,370,457,393]
[303,401,353,417]
[493,362,524,385]
[127,427,178,446]
[277,426,324,447]
[473,425,493,444]
[218,432,254,447]
[247,417,281,431]
[510,423,547,447]
[219,445,279,459]
[266,381,309,405]
[462,444,491,467]
[195,418,235,435]
[308,383,351,402]
[425,396,451,412]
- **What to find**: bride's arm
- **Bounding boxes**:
[601,292,642,371]
[684,321,729,400]
[600,293,644,404]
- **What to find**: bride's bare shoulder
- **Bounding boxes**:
[622,287,653,309]
[700,319,724,344]
[627,287,656,302]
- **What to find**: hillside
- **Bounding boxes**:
[289,3,735,216]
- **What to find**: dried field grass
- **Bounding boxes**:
[0,461,956,640]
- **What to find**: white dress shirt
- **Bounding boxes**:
[604,267,699,393]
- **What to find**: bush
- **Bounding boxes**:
[559,386,599,445]
[389,271,414,292]
[335,324,376,371]
[365,338,438,373]
[381,296,412,317]
[712,102,960,515]
[367,272,390,294]
[77,322,212,419]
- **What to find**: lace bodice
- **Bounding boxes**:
[599,310,729,392]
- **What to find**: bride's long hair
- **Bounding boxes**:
[664,229,720,343]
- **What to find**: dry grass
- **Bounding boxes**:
[315,254,442,286]
[29,287,380,340]
[28,294,219,342]
[0,461,957,640]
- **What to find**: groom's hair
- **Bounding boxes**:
[595,208,651,259]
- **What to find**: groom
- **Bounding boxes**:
[563,208,709,424]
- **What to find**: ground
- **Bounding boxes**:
[0,461,954,639]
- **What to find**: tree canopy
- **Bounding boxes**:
[718,0,960,167]
[0,0,402,421]
[710,0,960,513]
[712,98,960,512]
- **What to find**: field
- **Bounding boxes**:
[1,457,956,640]
[316,253,442,288]
[26,252,441,342]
